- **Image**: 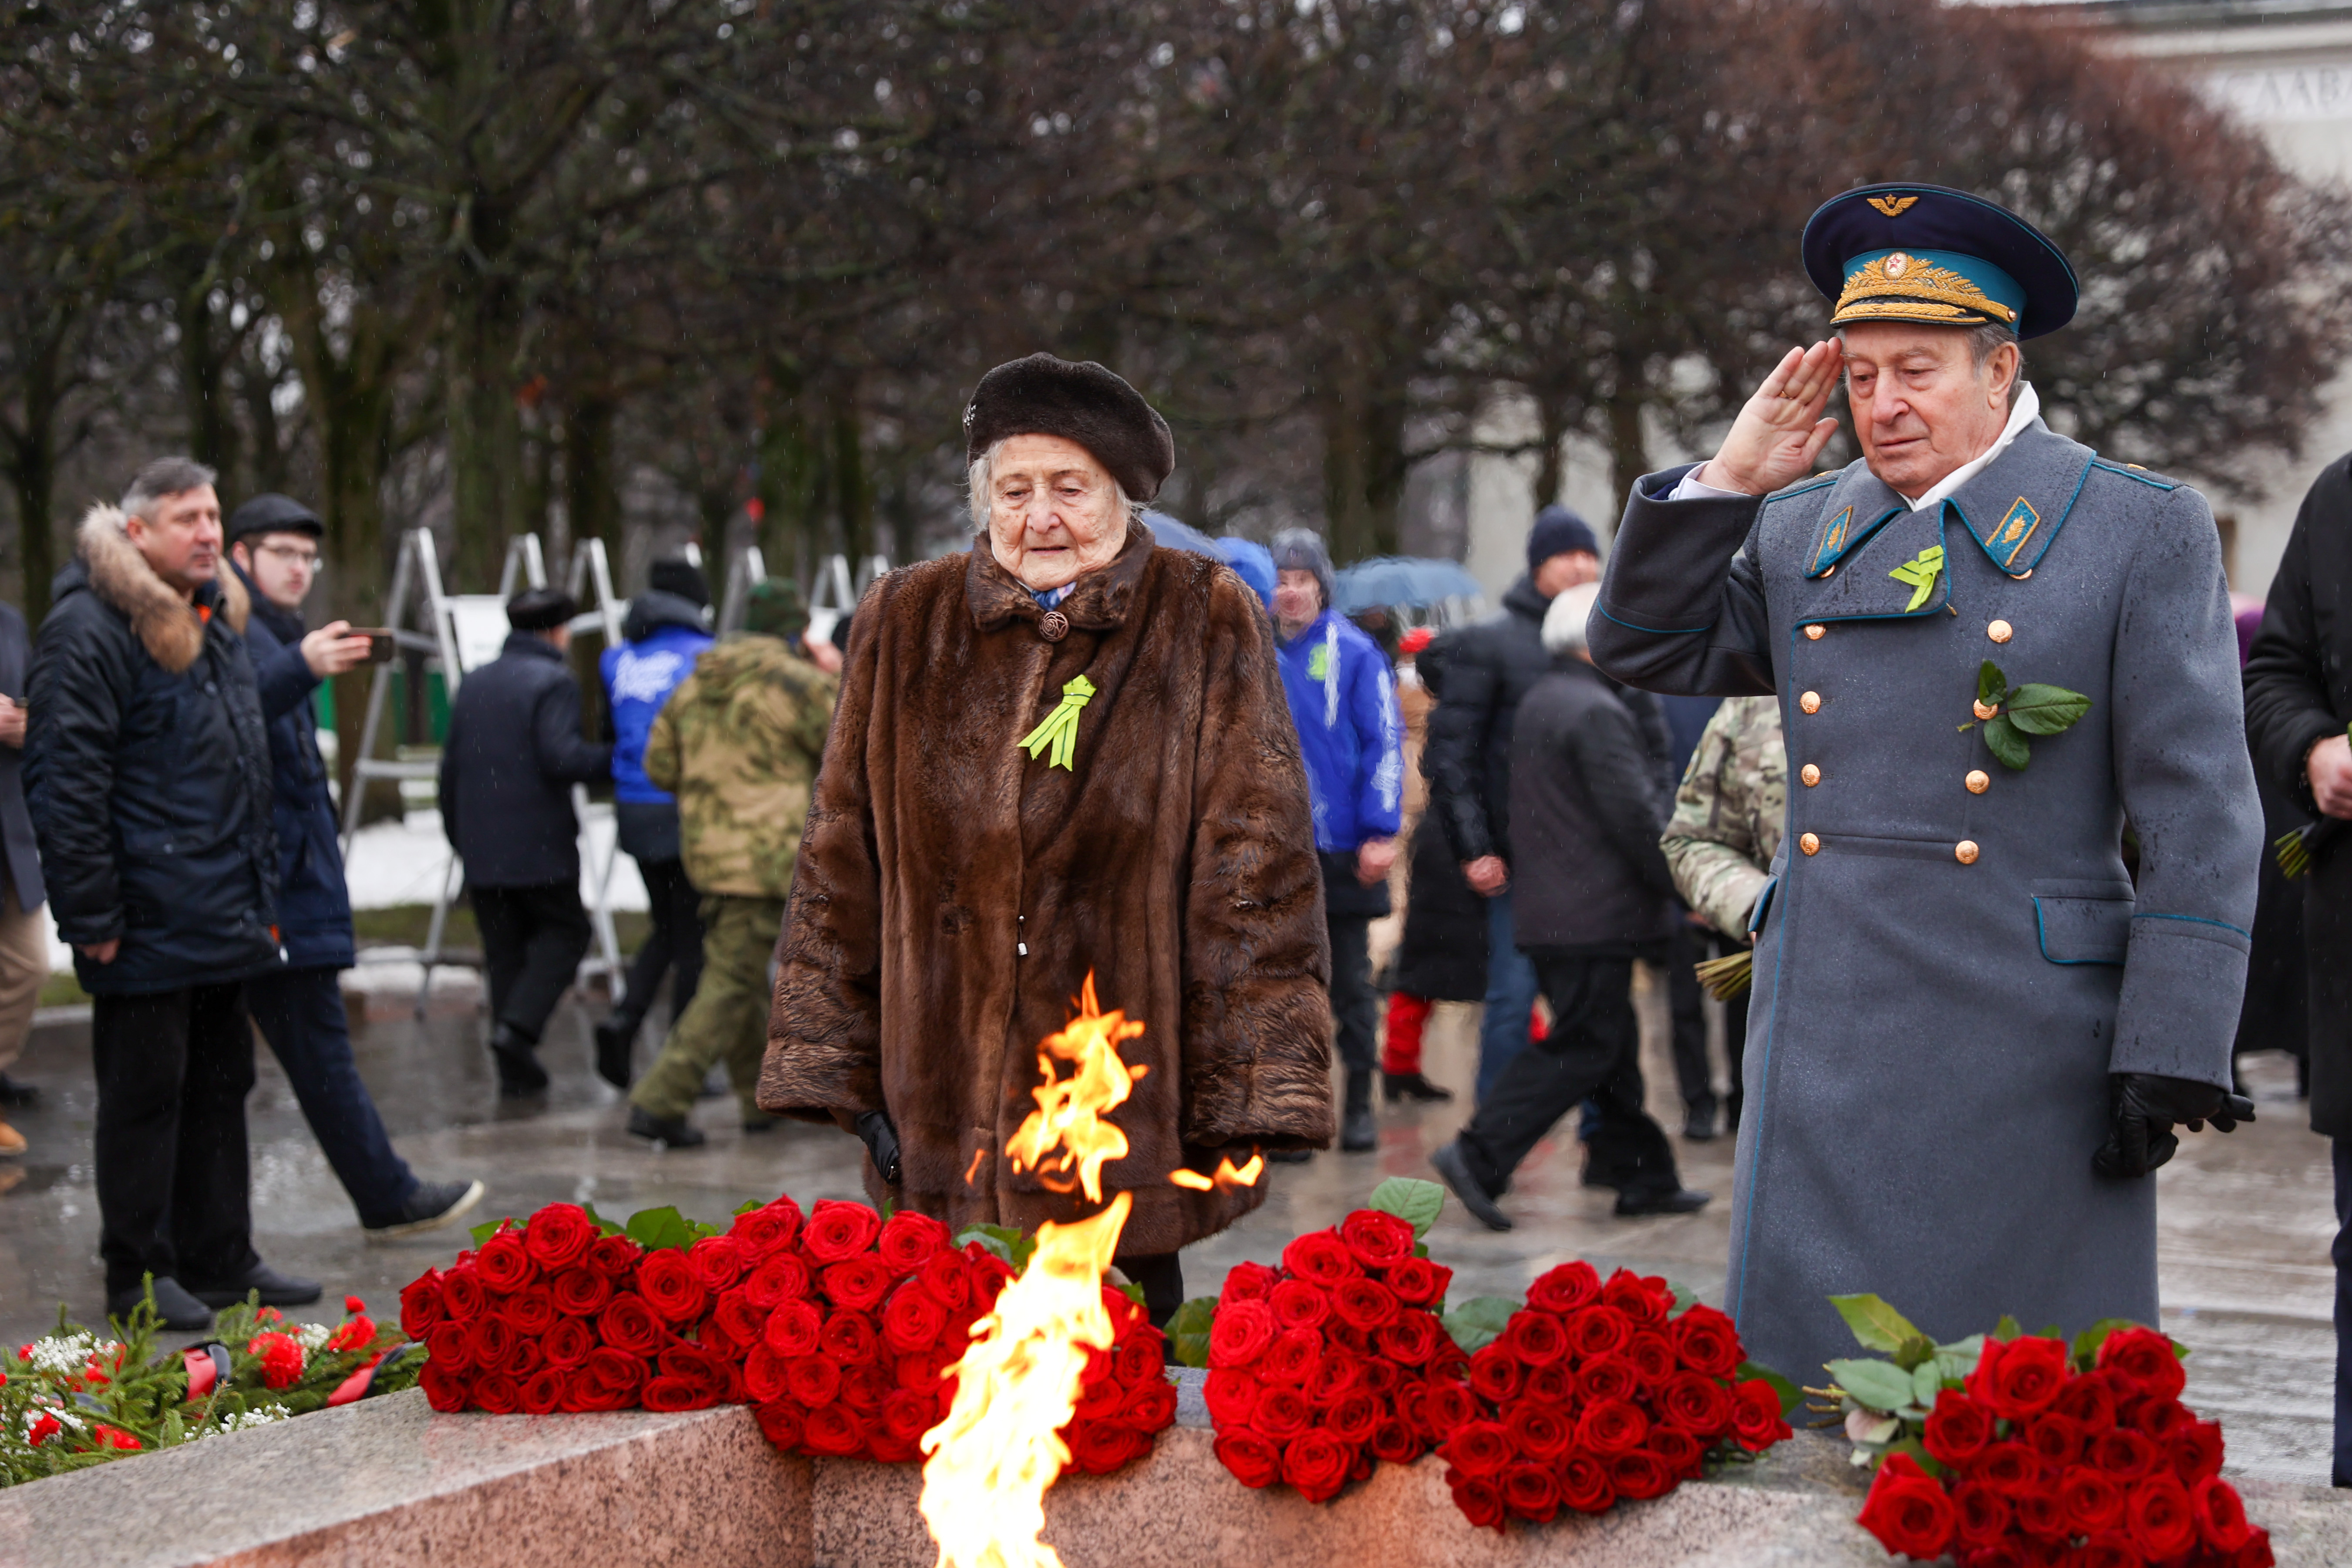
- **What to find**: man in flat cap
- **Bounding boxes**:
[1589,184,2260,1381]
[761,353,1332,1324]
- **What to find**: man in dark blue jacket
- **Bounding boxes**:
[439,588,612,1096]
[26,458,312,1328]
[227,494,483,1239]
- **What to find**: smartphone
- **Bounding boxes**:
[352,628,398,664]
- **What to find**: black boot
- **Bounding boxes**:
[1383,1071,1454,1104]
[593,1017,635,1090]
[1340,1070,1378,1152]
[492,1023,549,1097]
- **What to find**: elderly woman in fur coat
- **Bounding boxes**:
[761,354,1333,1319]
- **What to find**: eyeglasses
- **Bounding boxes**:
[254,542,321,570]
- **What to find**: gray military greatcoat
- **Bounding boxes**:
[1590,419,2261,1384]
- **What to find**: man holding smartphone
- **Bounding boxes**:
[227,494,483,1240]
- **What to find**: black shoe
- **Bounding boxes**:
[741,1116,777,1134]
[108,1277,214,1332]
[1383,1071,1454,1104]
[1580,1158,1624,1191]
[1431,1141,1511,1232]
[492,1024,549,1097]
[593,1020,635,1090]
[627,1106,707,1148]
[1682,1108,1717,1142]
[365,1178,487,1242]
[1264,1147,1313,1164]
[0,1072,37,1109]
[1614,1186,1712,1218]
[185,1263,324,1309]
[1340,1103,1378,1152]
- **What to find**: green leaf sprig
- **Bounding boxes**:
[1958,661,2092,771]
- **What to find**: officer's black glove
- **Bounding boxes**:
[2092,1073,2256,1180]
[855,1109,902,1187]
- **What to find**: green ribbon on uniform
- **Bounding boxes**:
[1019,674,1097,770]
[1887,546,1946,613]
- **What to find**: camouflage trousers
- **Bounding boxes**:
[627,894,788,1124]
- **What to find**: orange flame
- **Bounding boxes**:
[1168,1153,1265,1192]
[919,975,1142,1568]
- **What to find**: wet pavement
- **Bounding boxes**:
[0,970,2335,1484]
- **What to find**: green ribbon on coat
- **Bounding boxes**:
[1887,546,1946,613]
[1019,674,1097,770]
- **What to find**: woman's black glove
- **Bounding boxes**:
[2092,1073,2255,1179]
[856,1109,902,1186]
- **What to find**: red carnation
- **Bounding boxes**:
[2194,1476,2254,1554]
[876,1211,953,1274]
[543,1315,595,1370]
[598,1292,666,1356]
[2099,1326,2187,1403]
[1374,1311,1442,1368]
[1623,1329,1677,1388]
[550,1267,613,1318]
[248,1331,306,1389]
[802,1402,867,1457]
[1967,1335,2070,1420]
[1924,1389,1994,1467]
[1220,1260,1281,1304]
[1267,1278,1331,1333]
[1527,1259,1602,1315]
[1563,1304,1634,1360]
[1731,1379,1791,1452]
[1336,1208,1415,1270]
[1208,1299,1277,1369]
[522,1203,596,1271]
[821,1255,894,1315]
[1657,1370,1734,1440]
[1449,1469,1506,1532]
[399,1271,445,1339]
[1857,1453,1957,1561]
[1421,1379,1478,1442]
[1215,1429,1281,1488]
[1439,1419,1511,1479]
[476,1230,536,1295]
[1601,1269,1671,1327]
[1559,1453,1615,1514]
[1257,1327,1323,1386]
[803,1200,883,1263]
[1504,1400,1573,1460]
[728,1200,800,1256]
[1204,1369,1261,1428]
[1279,1231,1363,1286]
[1466,1343,1524,1404]
[1385,1256,1451,1307]
[1370,1418,1421,1465]
[2091,1425,2155,1480]
[588,1234,643,1279]
[754,1399,806,1450]
[820,1311,882,1368]
[1254,1386,1311,1440]
[2126,1471,2197,1561]
[1669,1304,1741,1378]
[498,1286,557,1338]
[1501,1309,1568,1367]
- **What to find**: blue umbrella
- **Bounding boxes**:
[1333,556,1483,615]
[1142,512,1277,610]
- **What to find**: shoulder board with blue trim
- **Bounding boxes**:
[2087,459,2181,492]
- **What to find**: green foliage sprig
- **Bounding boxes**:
[1960,662,2092,771]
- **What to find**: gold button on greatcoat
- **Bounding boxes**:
[1965,770,1990,795]
[1987,620,2013,644]
[1955,840,1980,864]
[1805,624,1825,641]
[1799,833,1821,856]
[1800,764,1821,787]
[1799,691,1822,715]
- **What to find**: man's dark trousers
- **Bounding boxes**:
[473,883,592,1043]
[2335,1139,2352,1487]
[246,967,418,1226]
[617,856,703,1037]
[1455,951,1680,1200]
[1328,911,1379,1082]
[1664,922,1716,1126]
[92,985,262,1298]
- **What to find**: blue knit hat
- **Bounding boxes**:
[1527,506,1599,573]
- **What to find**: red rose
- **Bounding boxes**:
[1504,1400,1573,1460]
[801,1401,867,1457]
[803,1200,883,1263]
[1208,1299,1277,1369]
[711,1287,767,1352]
[1440,1419,1511,1479]
[1610,1449,1674,1501]
[1268,1278,1331,1333]
[2054,1372,2119,1433]
[820,1311,882,1367]
[1370,1418,1421,1464]
[821,1255,894,1314]
[440,1262,487,1322]
[660,1343,730,1401]
[576,1346,646,1405]
[1323,1389,1381,1446]
[519,1369,564,1415]
[2236,1528,2278,1568]
[1657,1370,1734,1440]
[599,1293,667,1356]
[880,1281,948,1355]
[744,1253,813,1310]
[728,1200,800,1256]
[542,1315,595,1370]
[1526,1259,1601,1315]
[472,1372,522,1414]
[1466,1343,1523,1404]
[498,1286,557,1338]
[644,1375,716,1412]
[1521,1359,1573,1407]
[426,1322,476,1374]
[744,1344,790,1403]
[588,1234,643,1279]
[1204,1369,1262,1428]
[634,1251,708,1323]
[1337,1208,1416,1270]
[1065,1420,1146,1475]
[399,1271,445,1339]
[963,1246,1016,1306]
[476,1231,536,1295]
[1215,1429,1282,1488]
[1305,1349,1363,1407]
[1967,1335,2070,1420]
[1257,1327,1322,1387]
[1373,1311,1442,1369]
[2170,1420,2224,1486]
[876,1210,953,1274]
[1651,1429,1705,1480]
[1564,1304,1634,1360]
[2194,1476,2254,1554]
[1559,1453,1615,1514]
[2055,1464,2127,1534]
[880,1386,938,1445]
[1574,1354,1640,1405]
[754,1399,806,1450]
[1577,1396,1650,1455]
[1325,1321,1372,1357]
[550,1267,613,1318]
[420,1359,473,1412]
[1623,1330,1677,1388]
[1951,1479,2012,1547]
[523,1203,596,1271]
[2025,1410,2084,1468]
[1278,1429,1351,1503]
[1112,1334,1164,1389]
[1856,1453,1957,1561]
[1279,1231,1364,1286]
[1968,1440,2040,1496]
[1220,1260,1282,1304]
[2126,1471,2197,1561]
[2090,1426,2155,1480]
[1924,1389,1995,1467]
[1116,1380,1178,1434]
[782,1355,842,1408]
[2129,1396,2190,1440]
[1501,1309,1568,1367]
[1731,1379,1791,1452]
[1449,1469,1506,1532]
[1421,1379,1478,1442]
[1385,1256,1452,1307]
[1254,1386,1311,1440]
[468,1316,516,1372]
[764,1298,823,1358]
[1601,1270,1671,1327]
[505,1339,544,1379]
[1501,1461,1560,1523]
[917,1251,972,1313]
[2013,1477,2069,1543]
[1668,1304,1742,1378]
[686,1235,749,1291]
[842,1359,893,1415]
[2098,1326,2186,1403]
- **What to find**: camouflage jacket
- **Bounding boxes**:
[1660,694,1786,940]
[644,633,838,898]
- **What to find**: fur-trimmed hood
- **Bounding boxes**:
[74,503,248,674]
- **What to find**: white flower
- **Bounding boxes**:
[295,1322,333,1353]
[23,1332,98,1377]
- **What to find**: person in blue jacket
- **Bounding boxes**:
[593,559,714,1089]
[1270,529,1404,1154]
[227,494,483,1241]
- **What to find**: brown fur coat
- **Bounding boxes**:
[761,525,1334,1255]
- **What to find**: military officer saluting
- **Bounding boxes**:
[1590,184,2261,1383]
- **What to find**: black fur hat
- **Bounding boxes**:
[963,354,1176,503]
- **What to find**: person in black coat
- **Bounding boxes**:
[1421,505,1601,1101]
[2241,452,2352,1487]
[0,598,47,1157]
[227,494,483,1238]
[1430,582,1709,1231]
[438,587,612,1096]
[24,458,315,1328]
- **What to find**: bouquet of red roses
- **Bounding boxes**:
[1824,1295,2273,1567]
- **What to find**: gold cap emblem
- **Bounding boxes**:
[1883,253,1912,278]
[1865,195,1920,218]
[1833,253,2016,328]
